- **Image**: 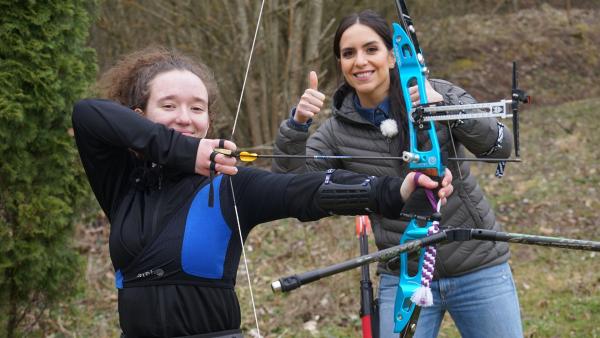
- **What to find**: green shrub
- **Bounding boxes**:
[0,1,96,336]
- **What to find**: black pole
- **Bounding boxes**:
[511,61,530,158]
[447,157,522,163]
[271,229,600,293]
[512,62,521,157]
[271,232,448,293]
[471,229,600,251]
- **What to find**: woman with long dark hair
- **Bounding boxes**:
[273,10,522,338]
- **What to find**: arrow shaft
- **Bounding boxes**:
[255,154,406,161]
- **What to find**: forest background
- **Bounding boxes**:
[1,0,599,337]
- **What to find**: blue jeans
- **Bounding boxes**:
[378,262,523,338]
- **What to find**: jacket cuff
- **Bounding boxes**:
[287,107,312,132]
[177,135,201,173]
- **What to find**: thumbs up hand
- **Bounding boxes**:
[294,71,326,124]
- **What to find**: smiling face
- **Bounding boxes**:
[339,23,396,108]
[142,70,210,138]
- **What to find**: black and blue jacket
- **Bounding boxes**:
[72,99,405,337]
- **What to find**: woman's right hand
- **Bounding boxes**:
[294,71,326,124]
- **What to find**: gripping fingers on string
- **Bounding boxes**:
[212,140,238,175]
[213,139,233,157]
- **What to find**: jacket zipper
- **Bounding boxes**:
[150,164,165,236]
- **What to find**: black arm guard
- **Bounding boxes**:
[317,169,377,215]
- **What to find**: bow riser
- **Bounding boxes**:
[392,23,445,178]
[394,219,428,333]
[392,12,443,334]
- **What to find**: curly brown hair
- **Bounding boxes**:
[96,46,218,125]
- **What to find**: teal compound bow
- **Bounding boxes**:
[391,0,530,334]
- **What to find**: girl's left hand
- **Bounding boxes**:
[409,80,443,107]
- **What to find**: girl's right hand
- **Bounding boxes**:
[294,71,326,124]
[195,138,238,177]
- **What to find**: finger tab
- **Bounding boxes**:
[213,148,233,157]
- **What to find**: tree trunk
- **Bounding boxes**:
[285,0,305,108]
[7,271,17,338]
[305,0,323,69]
[238,0,264,146]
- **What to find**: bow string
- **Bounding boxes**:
[227,1,266,336]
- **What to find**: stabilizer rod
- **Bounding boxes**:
[271,232,447,293]
[272,229,600,293]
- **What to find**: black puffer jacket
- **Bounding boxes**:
[273,79,513,277]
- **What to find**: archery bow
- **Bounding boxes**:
[391,0,533,333]
[225,1,266,336]
[390,1,447,334]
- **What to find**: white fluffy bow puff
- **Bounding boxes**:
[380,118,398,138]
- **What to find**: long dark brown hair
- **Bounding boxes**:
[333,10,408,149]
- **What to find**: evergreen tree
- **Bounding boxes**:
[0,1,96,336]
